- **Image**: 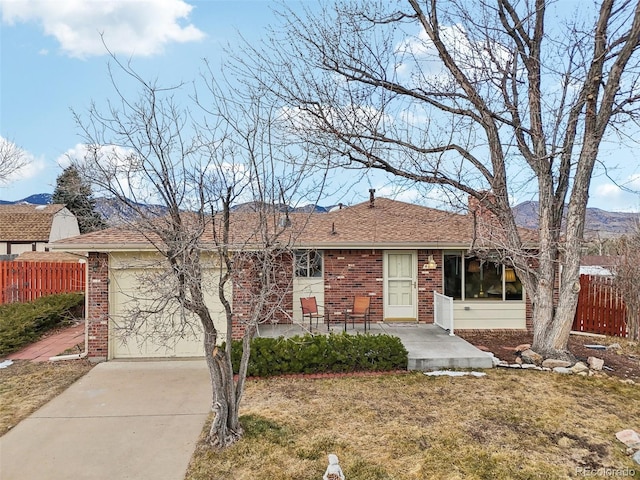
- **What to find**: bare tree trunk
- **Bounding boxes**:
[204,333,243,448]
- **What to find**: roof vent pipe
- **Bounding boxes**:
[369,189,376,208]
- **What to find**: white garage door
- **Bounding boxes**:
[109,254,228,359]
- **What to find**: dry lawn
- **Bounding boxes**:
[0,360,93,435]
[186,370,640,480]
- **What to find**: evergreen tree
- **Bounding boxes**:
[52,165,106,233]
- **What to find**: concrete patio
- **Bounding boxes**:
[257,321,494,370]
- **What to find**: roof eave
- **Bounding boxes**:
[294,241,473,250]
[48,243,158,253]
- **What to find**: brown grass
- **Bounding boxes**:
[0,360,93,435]
[186,370,640,480]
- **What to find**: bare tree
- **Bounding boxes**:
[612,227,640,340]
[0,137,29,184]
[73,58,323,448]
[238,0,640,358]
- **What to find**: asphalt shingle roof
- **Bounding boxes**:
[0,204,66,242]
[51,198,537,251]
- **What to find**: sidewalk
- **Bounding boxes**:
[6,322,85,362]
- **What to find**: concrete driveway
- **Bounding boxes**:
[0,360,211,480]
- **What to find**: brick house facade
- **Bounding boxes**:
[58,197,537,360]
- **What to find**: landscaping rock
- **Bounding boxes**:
[542,359,572,369]
[607,343,622,350]
[571,362,589,374]
[615,429,640,449]
[489,355,502,367]
[514,343,531,352]
[520,364,541,370]
[515,356,523,365]
[633,450,640,466]
[424,370,487,377]
[587,356,604,371]
[553,367,573,374]
[520,349,543,365]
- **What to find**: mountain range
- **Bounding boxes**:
[2,193,638,238]
[512,201,638,238]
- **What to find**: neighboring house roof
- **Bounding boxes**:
[580,265,613,276]
[50,198,538,252]
[579,255,619,276]
[580,255,619,267]
[0,204,67,242]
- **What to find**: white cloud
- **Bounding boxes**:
[591,180,640,212]
[0,136,46,182]
[594,183,622,198]
[57,143,150,199]
[1,0,205,58]
[395,23,514,88]
[626,173,640,189]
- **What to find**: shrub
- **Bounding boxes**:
[0,293,85,356]
[225,332,408,377]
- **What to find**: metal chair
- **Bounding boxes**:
[300,296,328,330]
[346,296,371,332]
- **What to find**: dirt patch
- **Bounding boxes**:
[458,331,640,381]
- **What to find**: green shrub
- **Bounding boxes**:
[224,332,408,377]
[0,293,85,356]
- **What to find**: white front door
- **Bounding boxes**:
[383,251,417,321]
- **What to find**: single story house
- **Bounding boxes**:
[0,204,80,257]
[50,195,535,361]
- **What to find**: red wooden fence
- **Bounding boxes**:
[0,261,86,304]
[572,274,627,337]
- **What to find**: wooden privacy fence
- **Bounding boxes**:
[572,274,627,337]
[0,261,86,304]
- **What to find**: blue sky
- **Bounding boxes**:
[0,0,639,212]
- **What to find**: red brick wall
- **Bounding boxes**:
[417,250,442,323]
[87,252,109,360]
[231,251,294,339]
[322,249,443,324]
[324,250,383,323]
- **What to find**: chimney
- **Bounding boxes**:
[468,191,496,217]
[369,189,376,208]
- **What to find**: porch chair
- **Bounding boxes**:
[300,296,329,331]
[346,296,371,332]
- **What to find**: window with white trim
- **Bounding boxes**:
[295,250,323,278]
[444,251,522,301]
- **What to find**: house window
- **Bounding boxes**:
[444,254,462,299]
[444,252,522,301]
[295,250,323,278]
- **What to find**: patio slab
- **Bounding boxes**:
[257,322,494,371]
